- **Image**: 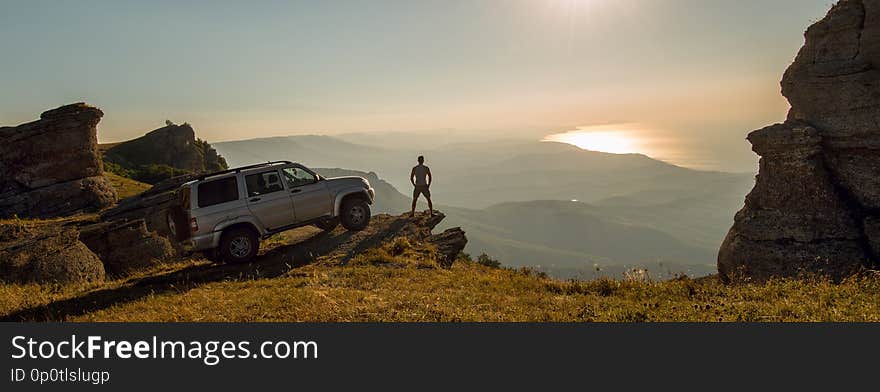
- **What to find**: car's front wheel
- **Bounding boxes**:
[340,198,370,231]
[219,227,259,264]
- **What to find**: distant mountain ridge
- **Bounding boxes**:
[214,134,753,208]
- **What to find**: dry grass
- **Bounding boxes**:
[104,172,151,199]
[3,232,880,322]
[3,263,879,322]
[347,237,441,269]
[54,265,880,322]
[0,259,209,319]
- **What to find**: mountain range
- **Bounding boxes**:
[215,134,755,278]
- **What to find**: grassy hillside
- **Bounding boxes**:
[104,172,152,199]
[100,124,228,184]
[2,237,879,321]
[2,209,877,322]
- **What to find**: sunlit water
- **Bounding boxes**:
[542,125,719,171]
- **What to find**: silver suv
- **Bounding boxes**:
[167,161,375,263]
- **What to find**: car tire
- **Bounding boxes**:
[340,198,371,231]
[314,217,340,232]
[219,227,259,264]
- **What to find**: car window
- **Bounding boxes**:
[282,167,317,188]
[197,177,239,208]
[246,170,285,197]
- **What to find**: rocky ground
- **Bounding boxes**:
[4,238,880,322]
[0,211,465,321]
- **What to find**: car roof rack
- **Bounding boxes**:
[196,161,292,181]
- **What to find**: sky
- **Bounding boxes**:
[0,0,833,172]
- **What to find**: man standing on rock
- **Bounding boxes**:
[410,155,433,217]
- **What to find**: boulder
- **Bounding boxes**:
[0,223,105,285]
[0,103,117,218]
[0,216,176,284]
[719,0,880,282]
[426,227,468,267]
[79,219,175,276]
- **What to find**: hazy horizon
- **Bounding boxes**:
[1,0,833,172]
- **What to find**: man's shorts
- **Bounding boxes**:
[413,185,431,198]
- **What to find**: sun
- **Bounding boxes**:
[543,126,642,155]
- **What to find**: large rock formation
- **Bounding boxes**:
[0,103,117,218]
[103,122,227,179]
[719,0,880,282]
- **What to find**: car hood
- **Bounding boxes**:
[324,176,369,188]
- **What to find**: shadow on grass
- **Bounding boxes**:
[2,213,426,321]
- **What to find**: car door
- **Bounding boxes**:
[282,166,332,222]
[244,169,296,230]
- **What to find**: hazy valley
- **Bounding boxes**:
[215,134,755,278]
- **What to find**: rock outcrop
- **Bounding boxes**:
[719,0,880,282]
[79,220,175,276]
[0,214,174,285]
[314,212,468,266]
[0,220,106,285]
[103,122,227,177]
[427,227,468,267]
[100,173,198,248]
[0,103,117,218]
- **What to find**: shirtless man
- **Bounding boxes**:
[410,155,433,216]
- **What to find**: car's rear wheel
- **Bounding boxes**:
[219,227,259,264]
[314,217,339,232]
[340,198,370,231]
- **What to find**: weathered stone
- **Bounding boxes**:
[79,219,175,276]
[720,0,880,282]
[0,176,117,219]
[0,224,105,285]
[0,103,117,218]
[782,0,880,210]
[718,234,865,281]
[101,174,197,247]
[426,227,468,267]
[732,123,862,243]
